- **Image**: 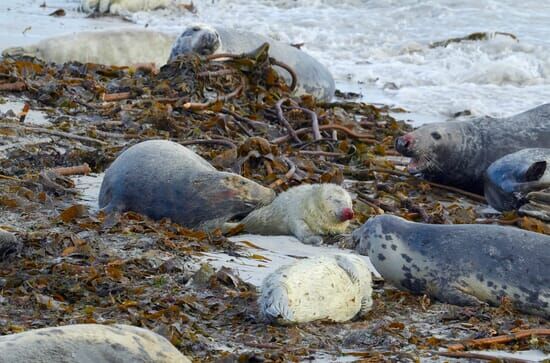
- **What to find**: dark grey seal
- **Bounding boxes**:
[485,148,550,221]
[168,24,336,101]
[353,214,550,318]
[98,140,275,231]
[395,104,550,193]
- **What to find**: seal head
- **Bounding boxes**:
[168,24,221,62]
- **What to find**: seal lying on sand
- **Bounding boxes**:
[353,215,550,318]
[0,228,20,261]
[169,24,336,101]
[395,104,550,193]
[485,148,550,221]
[0,324,190,363]
[81,0,174,15]
[99,140,275,231]
[225,183,354,245]
[259,254,373,324]
[2,29,176,67]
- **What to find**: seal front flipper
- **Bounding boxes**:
[438,284,487,307]
[291,220,323,245]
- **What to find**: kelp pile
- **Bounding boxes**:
[0,46,548,362]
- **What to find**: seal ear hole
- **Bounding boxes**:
[524,161,547,182]
[430,131,442,140]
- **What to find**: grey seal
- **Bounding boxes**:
[168,24,336,101]
[485,148,550,220]
[353,214,550,318]
[98,140,275,231]
[2,29,176,67]
[259,253,373,324]
[0,324,190,363]
[395,104,550,193]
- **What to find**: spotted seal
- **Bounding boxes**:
[484,148,550,221]
[225,183,354,245]
[0,324,190,363]
[259,253,373,324]
[168,24,336,101]
[353,214,550,318]
[98,140,275,231]
[395,104,550,193]
[2,29,176,67]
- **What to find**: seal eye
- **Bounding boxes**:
[430,132,442,140]
[192,26,201,32]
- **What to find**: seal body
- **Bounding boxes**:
[81,0,174,14]
[485,148,550,218]
[169,24,336,101]
[395,104,550,193]
[2,29,177,67]
[259,254,373,324]
[0,324,190,363]
[98,140,275,231]
[353,215,550,318]
[232,183,354,245]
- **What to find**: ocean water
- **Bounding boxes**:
[2,0,550,125]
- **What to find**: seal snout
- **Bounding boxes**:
[340,207,354,222]
[395,134,414,155]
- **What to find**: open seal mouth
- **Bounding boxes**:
[407,158,427,174]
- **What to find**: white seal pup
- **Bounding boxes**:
[395,104,550,193]
[0,323,191,363]
[226,183,354,245]
[168,24,336,101]
[81,0,175,15]
[259,253,373,324]
[353,215,550,318]
[98,140,275,231]
[2,29,177,67]
[484,148,550,220]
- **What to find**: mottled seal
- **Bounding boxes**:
[98,140,275,231]
[0,228,19,261]
[225,183,354,245]
[395,104,550,193]
[353,214,550,318]
[168,24,336,101]
[259,253,373,324]
[485,148,550,221]
[81,0,174,14]
[2,29,176,67]
[0,324,190,363]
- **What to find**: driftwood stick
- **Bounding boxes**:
[184,76,245,111]
[179,139,237,149]
[270,58,297,92]
[298,150,345,157]
[0,123,107,146]
[0,81,26,92]
[221,109,268,131]
[269,157,296,189]
[294,106,321,141]
[272,125,376,144]
[446,328,550,351]
[51,163,91,176]
[102,92,131,102]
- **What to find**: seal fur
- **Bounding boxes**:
[353,214,550,318]
[0,323,190,363]
[98,140,275,231]
[484,148,550,217]
[169,24,336,101]
[227,183,354,245]
[259,253,373,324]
[2,29,176,67]
[80,0,174,14]
[395,104,550,193]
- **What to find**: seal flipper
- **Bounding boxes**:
[439,284,487,306]
[291,219,322,245]
[334,254,363,284]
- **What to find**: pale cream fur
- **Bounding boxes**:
[237,183,353,245]
[81,0,174,14]
[259,254,373,324]
[0,324,191,363]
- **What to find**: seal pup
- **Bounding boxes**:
[2,29,177,67]
[485,148,550,219]
[225,183,354,245]
[259,253,373,324]
[353,215,550,318]
[0,323,191,363]
[98,140,275,231]
[81,0,175,15]
[168,24,336,101]
[395,104,550,193]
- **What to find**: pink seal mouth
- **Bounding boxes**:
[340,208,355,222]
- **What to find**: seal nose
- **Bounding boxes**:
[395,134,413,154]
[340,208,354,222]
